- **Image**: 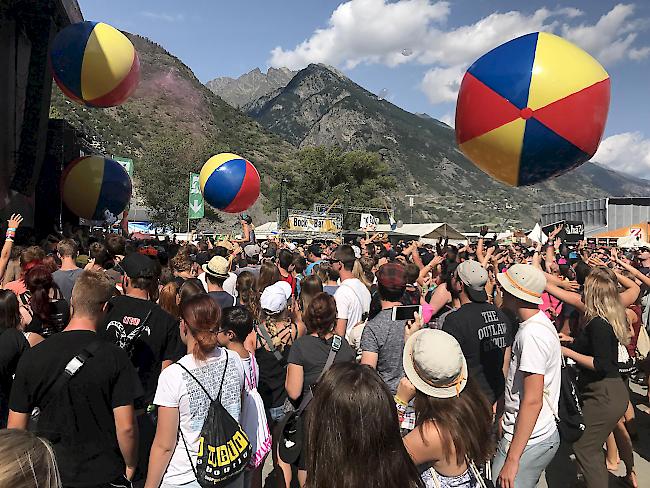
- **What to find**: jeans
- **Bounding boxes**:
[491,429,560,488]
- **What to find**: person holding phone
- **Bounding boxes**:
[361,263,418,430]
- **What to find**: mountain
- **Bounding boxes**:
[206,67,296,108]
[243,63,649,228]
[49,34,297,226]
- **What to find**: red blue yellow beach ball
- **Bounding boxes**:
[61,156,132,220]
[50,21,140,107]
[455,32,610,186]
[199,154,261,213]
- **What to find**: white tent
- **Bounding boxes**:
[254,221,279,239]
[527,223,548,244]
[617,235,650,249]
[374,223,466,242]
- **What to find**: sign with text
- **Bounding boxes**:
[188,173,204,219]
[359,213,379,230]
[543,220,584,243]
[286,212,341,233]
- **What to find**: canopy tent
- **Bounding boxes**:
[617,235,650,249]
[375,223,466,241]
[254,221,280,240]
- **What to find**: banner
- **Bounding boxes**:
[543,220,584,243]
[188,173,204,219]
[359,213,379,230]
[286,212,340,233]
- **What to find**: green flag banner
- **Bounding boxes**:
[188,172,204,219]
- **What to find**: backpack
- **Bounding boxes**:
[543,357,585,443]
[177,354,252,487]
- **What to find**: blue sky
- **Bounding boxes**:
[79,1,650,177]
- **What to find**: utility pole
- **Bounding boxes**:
[279,177,289,227]
[406,194,417,224]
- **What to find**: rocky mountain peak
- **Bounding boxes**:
[205,67,297,108]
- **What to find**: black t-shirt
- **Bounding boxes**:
[0,328,28,423]
[571,317,620,386]
[288,335,356,397]
[101,295,183,407]
[9,330,137,487]
[442,301,513,404]
[208,290,236,310]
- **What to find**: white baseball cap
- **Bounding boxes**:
[496,263,546,305]
[403,329,468,399]
[260,281,292,315]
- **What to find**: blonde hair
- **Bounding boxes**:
[583,267,631,345]
[0,429,61,488]
[71,270,115,318]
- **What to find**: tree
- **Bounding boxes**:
[264,146,396,226]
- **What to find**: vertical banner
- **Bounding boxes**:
[188,172,204,219]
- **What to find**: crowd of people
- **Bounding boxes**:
[0,214,648,488]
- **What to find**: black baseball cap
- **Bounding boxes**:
[308,243,322,257]
[121,253,156,279]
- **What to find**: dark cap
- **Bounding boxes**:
[307,243,322,257]
[121,253,156,279]
[377,263,407,290]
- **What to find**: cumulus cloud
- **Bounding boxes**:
[269,1,650,106]
[592,132,650,179]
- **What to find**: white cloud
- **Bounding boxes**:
[561,4,650,64]
[269,0,450,70]
[140,11,185,22]
[269,1,650,107]
[592,132,650,178]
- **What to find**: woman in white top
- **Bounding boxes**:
[145,294,246,488]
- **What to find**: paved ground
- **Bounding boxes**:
[261,382,650,487]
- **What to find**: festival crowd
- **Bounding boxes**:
[0,214,648,488]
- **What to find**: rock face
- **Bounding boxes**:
[206,67,296,108]
[243,63,649,227]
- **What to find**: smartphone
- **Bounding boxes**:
[392,305,422,321]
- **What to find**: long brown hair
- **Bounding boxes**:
[304,292,336,337]
[299,275,323,313]
[24,265,56,324]
[414,377,494,466]
[258,261,280,292]
[0,290,21,331]
[305,363,424,488]
[236,271,260,322]
[158,281,179,317]
[0,429,61,488]
[180,294,221,361]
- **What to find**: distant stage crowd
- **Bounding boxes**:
[0,215,648,488]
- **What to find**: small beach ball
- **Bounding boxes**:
[61,156,132,220]
[199,153,261,213]
[455,32,610,186]
[50,21,140,107]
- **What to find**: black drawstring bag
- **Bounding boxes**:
[178,354,252,487]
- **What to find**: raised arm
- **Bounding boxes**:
[0,214,23,282]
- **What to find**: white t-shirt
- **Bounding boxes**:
[502,311,561,445]
[154,348,245,485]
[334,278,371,334]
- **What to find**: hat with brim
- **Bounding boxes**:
[202,256,230,279]
[496,264,545,305]
[403,329,468,399]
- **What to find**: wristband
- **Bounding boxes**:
[394,395,408,407]
[7,227,16,232]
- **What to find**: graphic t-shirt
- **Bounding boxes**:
[360,309,407,395]
[101,295,183,407]
[334,279,371,335]
[9,330,138,486]
[154,348,245,485]
[502,311,561,445]
[52,268,84,303]
[288,335,356,397]
[442,302,513,404]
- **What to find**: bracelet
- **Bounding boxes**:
[394,395,408,407]
[7,227,16,232]
[4,237,13,242]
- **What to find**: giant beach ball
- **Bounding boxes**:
[199,153,261,213]
[455,32,610,186]
[50,21,140,107]
[61,156,132,220]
